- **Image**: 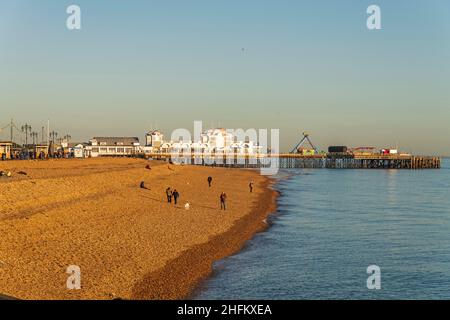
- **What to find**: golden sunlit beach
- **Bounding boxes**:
[0,158,277,300]
[2,0,450,313]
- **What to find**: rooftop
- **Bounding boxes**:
[92,137,140,146]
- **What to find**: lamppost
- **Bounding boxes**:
[21,124,32,145]
[50,131,58,144]
[30,132,38,145]
[49,131,58,158]
[64,134,72,142]
[41,126,45,144]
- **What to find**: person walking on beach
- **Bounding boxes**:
[207,176,213,187]
[172,189,180,205]
[249,182,254,193]
[220,192,227,210]
[166,187,172,203]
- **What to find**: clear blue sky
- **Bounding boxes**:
[0,0,449,154]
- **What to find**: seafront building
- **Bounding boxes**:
[85,137,141,158]
[146,128,264,155]
[0,141,13,160]
[143,130,164,154]
[3,128,263,159]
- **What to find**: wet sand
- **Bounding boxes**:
[0,158,277,300]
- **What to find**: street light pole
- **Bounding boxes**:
[10,119,13,143]
[31,132,38,145]
[50,131,58,143]
[21,124,32,145]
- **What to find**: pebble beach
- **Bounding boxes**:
[0,158,277,300]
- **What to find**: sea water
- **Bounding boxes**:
[196,159,450,299]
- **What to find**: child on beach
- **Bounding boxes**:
[249,182,254,193]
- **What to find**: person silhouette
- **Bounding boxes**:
[220,192,227,210]
[207,176,213,187]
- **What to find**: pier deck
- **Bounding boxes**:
[146,153,441,170]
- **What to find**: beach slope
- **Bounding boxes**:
[0,158,276,300]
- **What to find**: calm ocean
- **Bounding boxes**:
[196,159,450,299]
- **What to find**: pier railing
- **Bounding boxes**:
[144,153,441,169]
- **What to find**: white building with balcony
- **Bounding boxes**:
[151,128,264,155]
[86,137,141,157]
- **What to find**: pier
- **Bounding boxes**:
[146,153,441,170]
